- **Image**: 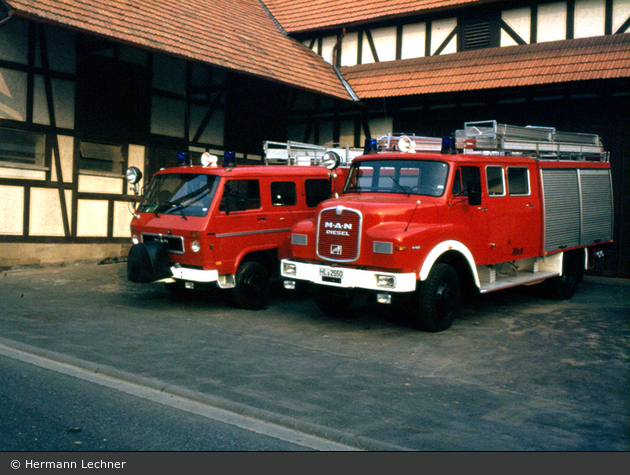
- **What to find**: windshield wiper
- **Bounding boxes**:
[389,177,410,196]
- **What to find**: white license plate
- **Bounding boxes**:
[319,268,343,280]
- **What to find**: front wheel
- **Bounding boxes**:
[232,262,270,310]
[417,263,460,332]
[545,252,583,300]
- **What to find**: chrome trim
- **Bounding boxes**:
[216,228,291,238]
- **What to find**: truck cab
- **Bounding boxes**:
[281,122,613,331]
[126,151,345,310]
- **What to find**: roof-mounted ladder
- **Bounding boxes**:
[456,120,609,161]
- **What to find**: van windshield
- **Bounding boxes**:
[138,174,219,217]
[344,159,449,197]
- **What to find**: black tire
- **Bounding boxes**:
[232,262,270,310]
[314,287,354,318]
[418,263,460,332]
[545,252,582,300]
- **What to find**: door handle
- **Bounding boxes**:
[258,215,267,221]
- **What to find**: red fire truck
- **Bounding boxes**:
[281,121,613,331]
[125,142,359,309]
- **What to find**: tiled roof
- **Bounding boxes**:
[5,0,353,100]
[340,34,630,98]
[262,0,492,33]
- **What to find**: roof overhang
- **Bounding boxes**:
[339,34,630,99]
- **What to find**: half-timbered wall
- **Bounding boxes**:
[0,18,235,267]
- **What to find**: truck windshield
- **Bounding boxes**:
[344,159,449,197]
[137,173,219,217]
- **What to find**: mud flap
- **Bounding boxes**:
[127,242,172,283]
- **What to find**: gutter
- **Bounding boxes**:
[333,65,360,102]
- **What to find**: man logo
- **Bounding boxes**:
[331,245,342,255]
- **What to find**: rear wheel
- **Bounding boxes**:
[545,252,583,300]
[232,262,270,310]
[418,263,460,332]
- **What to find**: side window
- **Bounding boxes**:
[79,140,124,175]
[507,167,530,196]
[271,181,297,206]
[0,128,46,168]
[219,179,260,212]
[305,178,331,207]
[452,166,481,196]
[486,166,505,196]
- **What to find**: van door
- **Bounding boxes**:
[213,179,266,273]
[484,165,513,263]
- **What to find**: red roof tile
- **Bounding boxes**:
[263,0,493,33]
[339,34,630,98]
[5,0,353,100]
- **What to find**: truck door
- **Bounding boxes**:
[214,179,266,272]
[448,165,488,263]
[505,165,540,259]
[484,165,513,263]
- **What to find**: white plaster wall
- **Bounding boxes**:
[113,201,133,238]
[321,36,336,64]
[372,26,397,62]
[77,199,109,237]
[0,167,46,180]
[51,135,74,183]
[502,8,531,45]
[575,0,606,38]
[33,77,75,129]
[401,23,426,59]
[362,34,377,64]
[538,2,568,42]
[78,175,123,194]
[613,0,630,32]
[341,31,359,66]
[29,188,72,236]
[431,18,458,55]
[0,185,24,234]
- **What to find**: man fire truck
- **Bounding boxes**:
[281,121,613,332]
[125,142,360,310]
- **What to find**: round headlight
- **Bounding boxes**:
[322,151,341,170]
[191,240,201,252]
[132,234,139,245]
[126,166,143,184]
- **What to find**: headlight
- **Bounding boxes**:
[283,262,296,276]
[191,240,201,252]
[132,234,139,245]
[376,274,396,288]
[125,166,143,184]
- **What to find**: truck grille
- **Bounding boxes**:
[142,233,185,254]
[317,207,361,262]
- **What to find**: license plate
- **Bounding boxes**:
[319,268,343,280]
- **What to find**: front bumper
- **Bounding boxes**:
[281,259,417,293]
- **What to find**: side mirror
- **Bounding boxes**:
[467,179,482,206]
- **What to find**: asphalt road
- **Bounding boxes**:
[0,262,628,451]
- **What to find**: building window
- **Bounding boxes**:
[0,128,46,168]
[79,140,124,175]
